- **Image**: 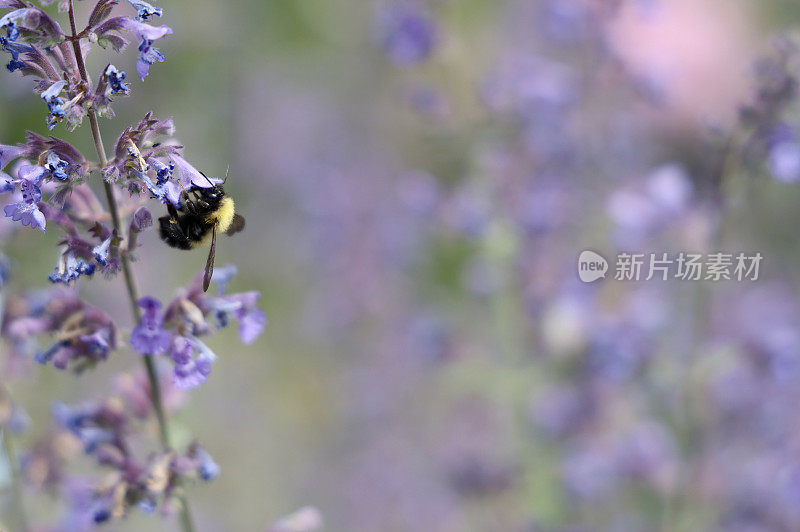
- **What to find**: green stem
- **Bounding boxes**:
[67,2,195,531]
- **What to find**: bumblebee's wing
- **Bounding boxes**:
[225,214,245,236]
[203,224,217,292]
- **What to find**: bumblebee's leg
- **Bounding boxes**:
[158,215,193,250]
[166,203,180,218]
[187,191,212,212]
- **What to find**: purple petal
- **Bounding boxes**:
[137,296,164,326]
[40,80,67,102]
[238,307,267,345]
[0,144,23,170]
[120,18,172,41]
[173,361,207,390]
[17,164,46,184]
[170,337,194,365]
[130,325,170,355]
[19,178,42,204]
[4,202,46,232]
[135,57,150,81]
[0,171,13,192]
[164,181,182,206]
[171,154,219,189]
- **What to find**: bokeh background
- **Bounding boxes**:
[7,0,800,530]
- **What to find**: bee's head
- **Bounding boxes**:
[197,184,225,201]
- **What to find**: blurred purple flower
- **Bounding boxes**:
[130,296,171,355]
[169,336,216,390]
[378,3,437,65]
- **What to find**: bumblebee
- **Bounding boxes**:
[158,177,245,292]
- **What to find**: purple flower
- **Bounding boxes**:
[120,19,172,80]
[130,296,171,355]
[378,3,437,65]
[131,206,153,231]
[3,165,47,232]
[126,0,163,22]
[170,336,217,390]
[211,291,267,345]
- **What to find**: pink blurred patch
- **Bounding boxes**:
[609,0,757,127]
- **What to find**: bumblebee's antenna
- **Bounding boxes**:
[199,170,216,187]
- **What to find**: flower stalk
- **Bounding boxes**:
[67,1,194,530]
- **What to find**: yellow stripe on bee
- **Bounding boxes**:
[206,197,235,233]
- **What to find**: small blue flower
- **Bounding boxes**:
[48,254,96,284]
[40,80,67,130]
[92,235,113,265]
[147,157,174,185]
[0,9,28,42]
[45,151,69,180]
[81,328,112,357]
[195,447,220,481]
[77,426,115,454]
[35,340,68,365]
[130,296,171,355]
[136,39,165,81]
[5,21,18,41]
[51,401,92,433]
[126,0,163,22]
[105,64,130,95]
[0,36,32,72]
[120,19,172,80]
[93,508,111,524]
[209,291,267,345]
[131,167,168,203]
